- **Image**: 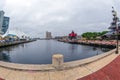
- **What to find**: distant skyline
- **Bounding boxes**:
[0,0,120,38]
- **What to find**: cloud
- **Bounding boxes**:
[0,0,5,9]
[1,0,118,37]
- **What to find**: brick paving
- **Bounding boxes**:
[0,78,4,80]
[77,54,120,80]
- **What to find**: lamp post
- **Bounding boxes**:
[112,7,119,54]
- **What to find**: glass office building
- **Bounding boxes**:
[0,11,10,35]
[2,17,10,34]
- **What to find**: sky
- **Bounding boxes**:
[0,0,120,38]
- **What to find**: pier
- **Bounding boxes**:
[58,39,117,48]
[0,39,36,48]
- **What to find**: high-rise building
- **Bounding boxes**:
[0,11,10,35]
[2,17,10,34]
[46,31,52,39]
[0,11,4,34]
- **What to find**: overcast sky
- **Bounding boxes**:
[0,0,120,37]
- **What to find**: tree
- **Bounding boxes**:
[81,31,108,40]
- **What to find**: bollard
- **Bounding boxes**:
[52,54,64,69]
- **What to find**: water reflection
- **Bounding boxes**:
[0,43,26,62]
[69,44,78,54]
[0,52,10,61]
[0,40,113,64]
[0,44,24,52]
[93,47,97,51]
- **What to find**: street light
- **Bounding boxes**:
[112,7,119,54]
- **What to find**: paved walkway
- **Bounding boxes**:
[0,51,119,80]
[78,53,120,80]
[0,78,4,80]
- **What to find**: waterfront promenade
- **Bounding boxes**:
[58,39,117,48]
[78,53,120,80]
[0,48,119,80]
[0,39,36,48]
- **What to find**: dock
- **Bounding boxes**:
[58,39,117,48]
[0,40,36,48]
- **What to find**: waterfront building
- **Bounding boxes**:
[0,11,4,34]
[2,17,10,34]
[3,29,30,41]
[4,34,19,41]
[104,23,120,39]
[0,11,10,35]
[68,31,77,40]
[46,31,52,39]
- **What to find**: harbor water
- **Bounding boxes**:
[0,40,112,64]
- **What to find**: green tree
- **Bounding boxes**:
[81,31,108,40]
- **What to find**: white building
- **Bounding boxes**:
[3,29,30,39]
